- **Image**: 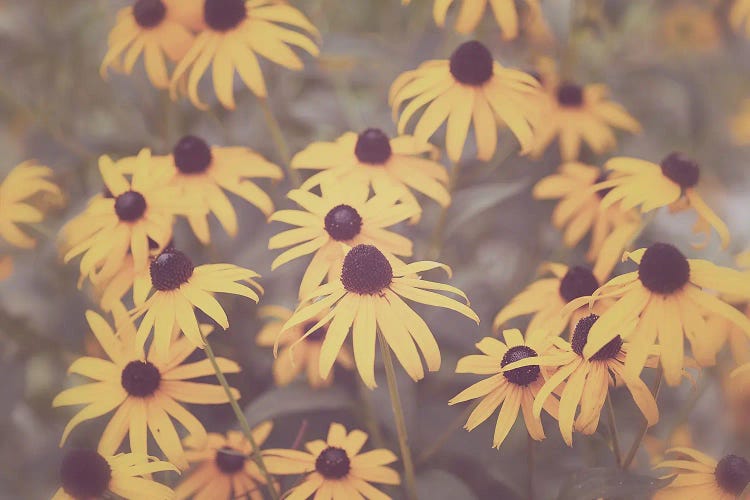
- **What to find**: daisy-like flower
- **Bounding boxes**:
[95,251,156,312]
[52,449,176,500]
[100,0,198,89]
[264,422,399,500]
[256,306,354,388]
[448,329,560,448]
[493,263,607,339]
[731,0,750,36]
[291,129,449,217]
[533,161,642,278]
[401,0,541,40]
[278,244,479,388]
[730,99,750,145]
[175,423,274,500]
[653,448,750,499]
[132,247,262,356]
[532,81,641,161]
[389,40,541,163]
[661,3,720,54]
[53,310,241,470]
[170,0,320,109]
[574,243,750,386]
[269,183,418,299]
[529,314,659,446]
[594,153,730,248]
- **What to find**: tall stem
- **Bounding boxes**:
[379,333,418,500]
[426,160,461,260]
[605,393,622,467]
[527,434,535,500]
[201,332,280,500]
[622,369,663,469]
[259,97,300,188]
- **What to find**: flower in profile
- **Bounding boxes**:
[170,0,319,109]
[532,81,641,160]
[533,161,641,278]
[449,329,560,448]
[653,448,750,499]
[175,423,274,500]
[577,243,750,386]
[53,311,241,469]
[278,244,479,388]
[731,0,750,36]
[593,153,731,248]
[264,422,399,499]
[132,247,261,356]
[530,314,659,446]
[269,184,418,299]
[100,0,198,89]
[256,306,353,389]
[389,40,541,162]
[730,99,750,145]
[493,263,607,339]
[401,0,541,40]
[52,449,176,500]
[661,3,720,53]
[291,129,449,217]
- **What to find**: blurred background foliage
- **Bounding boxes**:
[1,0,749,498]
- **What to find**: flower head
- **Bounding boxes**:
[654,448,750,499]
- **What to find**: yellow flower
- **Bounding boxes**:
[653,448,750,499]
[449,329,560,448]
[95,252,156,312]
[175,423,274,500]
[292,130,448,218]
[703,303,750,367]
[575,243,750,386]
[643,424,693,466]
[731,0,750,36]
[389,40,541,163]
[269,184,418,299]
[170,0,319,109]
[257,306,354,389]
[52,449,176,500]
[532,82,641,161]
[528,314,659,446]
[533,162,641,278]
[730,99,750,145]
[264,422,400,500]
[53,311,241,470]
[595,154,730,248]
[132,247,262,356]
[278,244,479,388]
[661,3,721,53]
[100,0,197,89]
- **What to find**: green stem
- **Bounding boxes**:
[426,160,461,260]
[605,393,622,467]
[379,333,418,500]
[259,97,299,188]
[622,369,663,469]
[416,400,478,466]
[527,434,535,500]
[200,332,279,500]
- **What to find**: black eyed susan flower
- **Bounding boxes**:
[175,423,273,500]
[264,422,400,500]
[278,244,479,388]
[661,3,720,54]
[132,247,262,356]
[52,449,176,500]
[292,129,449,217]
[653,448,750,499]
[593,153,731,248]
[269,184,418,299]
[448,329,560,448]
[533,161,642,279]
[256,306,354,389]
[731,0,750,36]
[53,311,241,470]
[170,0,320,109]
[575,243,750,386]
[528,314,659,446]
[493,263,607,339]
[389,40,541,163]
[95,250,158,312]
[730,99,750,145]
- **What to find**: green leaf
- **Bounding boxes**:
[444,181,529,238]
[556,467,672,500]
[243,384,351,426]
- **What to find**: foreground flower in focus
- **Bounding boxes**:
[389,40,540,162]
[265,422,399,500]
[52,449,176,500]
[278,244,479,388]
[449,329,560,448]
[654,448,750,499]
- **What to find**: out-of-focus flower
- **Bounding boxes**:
[278,244,479,388]
[269,184,417,299]
[170,0,319,109]
[730,99,750,145]
[264,422,400,500]
[643,424,693,466]
[661,3,721,54]
[449,329,560,448]
[389,40,541,162]
[653,448,750,499]
[731,0,750,36]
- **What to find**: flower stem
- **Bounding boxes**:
[201,332,280,500]
[379,333,418,500]
[622,369,663,469]
[426,160,461,260]
[605,393,622,467]
[259,97,300,188]
[527,434,535,500]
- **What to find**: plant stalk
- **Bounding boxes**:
[622,369,663,469]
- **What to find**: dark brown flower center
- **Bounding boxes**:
[354,128,392,164]
[114,191,147,222]
[302,321,327,342]
[558,266,599,303]
[660,152,700,189]
[60,449,112,499]
[571,314,623,361]
[557,83,584,107]
[324,205,363,241]
[715,454,750,496]
[501,345,540,386]
[204,0,247,31]
[315,447,350,479]
[121,360,161,397]
[174,135,213,174]
[449,40,494,86]
[638,243,690,295]
[133,0,166,28]
[340,244,392,295]
[150,248,195,291]
[216,447,246,474]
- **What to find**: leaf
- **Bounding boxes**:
[243,384,350,426]
[556,467,672,500]
[444,181,529,238]
[417,469,479,500]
